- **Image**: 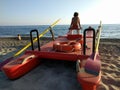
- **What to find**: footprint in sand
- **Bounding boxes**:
[0,48,16,55]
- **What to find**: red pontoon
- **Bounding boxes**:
[2,54,40,79]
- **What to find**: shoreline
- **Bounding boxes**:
[0,36,54,40]
[0,37,120,90]
[0,36,120,40]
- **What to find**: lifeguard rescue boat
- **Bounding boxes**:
[2,20,102,90]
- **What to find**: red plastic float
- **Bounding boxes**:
[2,54,40,79]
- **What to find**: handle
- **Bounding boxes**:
[83,26,95,55]
[30,29,40,51]
[22,55,35,64]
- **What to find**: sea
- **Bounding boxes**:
[0,24,120,39]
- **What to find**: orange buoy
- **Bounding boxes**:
[53,41,81,52]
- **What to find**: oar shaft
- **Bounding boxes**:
[14,19,60,57]
[95,21,102,52]
[94,21,102,60]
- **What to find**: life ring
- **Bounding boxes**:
[79,39,84,45]
[53,41,81,52]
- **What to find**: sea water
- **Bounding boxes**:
[0,24,120,39]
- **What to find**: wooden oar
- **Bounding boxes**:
[84,21,102,76]
[0,19,60,71]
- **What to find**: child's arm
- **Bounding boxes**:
[69,18,73,29]
[78,18,82,29]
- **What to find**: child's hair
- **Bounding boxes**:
[74,12,78,17]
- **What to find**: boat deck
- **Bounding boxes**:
[26,34,94,61]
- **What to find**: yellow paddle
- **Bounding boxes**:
[0,19,60,70]
[14,19,60,56]
[94,21,102,60]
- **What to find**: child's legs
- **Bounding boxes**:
[70,29,80,34]
[69,29,73,34]
[77,30,80,34]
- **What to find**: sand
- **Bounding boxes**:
[98,39,120,90]
[0,37,120,90]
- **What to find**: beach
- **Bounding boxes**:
[0,37,120,90]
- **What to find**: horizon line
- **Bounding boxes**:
[0,23,120,26]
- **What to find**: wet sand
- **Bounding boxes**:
[0,37,120,90]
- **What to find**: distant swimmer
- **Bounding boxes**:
[17,34,21,40]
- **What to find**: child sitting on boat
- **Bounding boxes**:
[69,12,82,34]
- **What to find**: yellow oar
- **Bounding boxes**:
[94,21,102,60]
[0,19,60,70]
[14,19,60,56]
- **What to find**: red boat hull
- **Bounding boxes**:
[2,54,40,79]
[77,70,101,90]
[77,60,101,90]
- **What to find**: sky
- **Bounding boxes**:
[0,0,120,25]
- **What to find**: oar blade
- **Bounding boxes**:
[0,57,14,71]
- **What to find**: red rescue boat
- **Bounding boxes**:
[1,21,102,90]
